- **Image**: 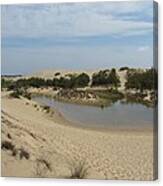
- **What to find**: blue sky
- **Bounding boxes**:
[1,1,154,75]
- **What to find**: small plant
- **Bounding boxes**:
[23,92,31,100]
[9,90,22,98]
[19,148,30,160]
[35,158,51,177]
[34,104,37,108]
[54,72,60,76]
[119,67,129,71]
[42,105,51,113]
[1,141,15,151]
[91,69,120,87]
[7,133,12,139]
[70,161,87,179]
[12,149,17,156]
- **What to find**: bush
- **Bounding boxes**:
[109,69,120,87]
[95,89,124,102]
[42,105,51,113]
[54,72,60,76]
[1,141,15,151]
[74,73,90,87]
[23,92,31,100]
[119,67,129,71]
[52,73,90,89]
[9,89,23,98]
[19,148,30,160]
[9,88,31,99]
[92,69,120,87]
[125,68,157,91]
[1,78,13,89]
[92,70,109,86]
[10,92,20,98]
[7,78,47,90]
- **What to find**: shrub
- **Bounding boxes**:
[1,78,13,89]
[54,72,60,76]
[92,69,120,87]
[92,70,109,86]
[19,148,30,160]
[42,105,51,113]
[10,92,20,98]
[9,88,31,99]
[108,68,120,87]
[46,79,53,87]
[70,162,85,179]
[23,92,31,100]
[52,73,90,89]
[8,78,47,89]
[1,141,15,151]
[74,73,90,87]
[125,68,157,91]
[95,89,124,102]
[9,89,23,98]
[119,67,129,71]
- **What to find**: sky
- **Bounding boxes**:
[1,0,154,75]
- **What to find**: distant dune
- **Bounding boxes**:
[25,69,99,79]
[25,68,127,91]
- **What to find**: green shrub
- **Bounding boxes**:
[42,105,51,113]
[1,141,15,151]
[54,72,60,76]
[1,78,13,90]
[23,92,31,100]
[19,148,30,160]
[119,67,129,71]
[74,73,90,87]
[125,68,157,91]
[96,89,124,102]
[9,89,23,98]
[92,69,120,87]
[52,73,90,89]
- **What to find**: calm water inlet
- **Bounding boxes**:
[33,96,154,130]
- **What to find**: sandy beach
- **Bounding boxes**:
[1,92,156,180]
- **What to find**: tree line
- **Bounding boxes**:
[91,69,120,87]
[1,68,157,92]
[125,68,157,92]
[2,73,90,90]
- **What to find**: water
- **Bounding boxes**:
[33,96,154,130]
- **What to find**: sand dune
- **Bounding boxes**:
[25,69,96,79]
[1,92,155,180]
[24,68,127,81]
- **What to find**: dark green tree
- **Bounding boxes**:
[92,69,120,87]
[74,73,90,87]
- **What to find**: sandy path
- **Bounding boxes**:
[1,94,156,180]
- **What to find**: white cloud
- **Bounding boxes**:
[1,1,153,38]
[138,46,150,51]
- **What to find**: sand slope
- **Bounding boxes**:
[1,93,155,180]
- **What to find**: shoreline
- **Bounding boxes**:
[30,88,154,109]
[2,67,156,109]
[2,91,153,134]
[33,96,154,134]
[32,92,106,108]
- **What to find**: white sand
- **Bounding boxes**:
[1,92,156,180]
